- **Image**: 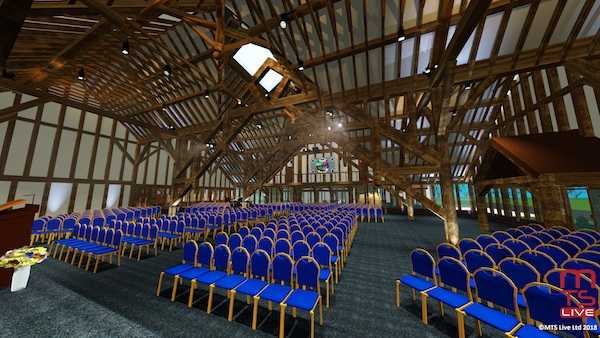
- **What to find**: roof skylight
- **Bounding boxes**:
[233,43,276,76]
[259,69,283,92]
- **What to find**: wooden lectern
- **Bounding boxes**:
[0,200,39,289]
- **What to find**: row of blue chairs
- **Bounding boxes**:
[118,223,160,260]
[398,248,600,338]
[49,225,122,273]
[156,241,324,338]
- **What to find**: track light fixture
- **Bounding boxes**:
[163,64,172,76]
[77,68,85,81]
[279,12,291,29]
[204,92,209,99]
[121,39,129,55]
[397,26,406,42]
[297,60,304,71]
[464,81,472,90]
[255,122,263,129]
[327,126,332,131]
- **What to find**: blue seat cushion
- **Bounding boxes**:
[179,267,209,280]
[215,275,247,290]
[260,284,293,303]
[159,232,179,239]
[427,287,470,308]
[463,303,520,332]
[32,230,46,235]
[90,247,117,255]
[235,279,268,296]
[165,264,193,276]
[196,271,227,285]
[514,324,559,338]
[399,275,435,292]
[285,289,319,311]
[319,269,331,281]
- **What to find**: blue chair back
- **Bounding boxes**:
[571,232,596,246]
[463,249,495,273]
[263,228,276,240]
[292,241,311,262]
[523,283,587,338]
[518,235,543,249]
[410,249,436,280]
[562,258,600,283]
[198,242,214,267]
[275,238,292,255]
[473,268,520,316]
[518,250,557,277]
[436,243,461,260]
[242,235,258,254]
[272,253,293,285]
[502,239,530,256]
[532,232,554,243]
[498,257,540,290]
[238,226,250,238]
[562,235,589,250]
[437,257,470,294]
[229,233,242,250]
[182,241,198,265]
[537,244,570,265]
[517,225,535,234]
[458,238,482,255]
[250,227,262,239]
[484,243,515,264]
[249,249,270,280]
[231,247,250,275]
[214,244,231,272]
[577,251,600,264]
[258,237,274,256]
[550,239,580,257]
[295,256,320,292]
[476,234,498,249]
[306,232,321,248]
[507,228,525,238]
[215,232,228,246]
[545,268,599,312]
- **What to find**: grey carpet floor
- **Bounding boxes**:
[0,215,509,338]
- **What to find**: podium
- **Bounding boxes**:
[0,200,39,289]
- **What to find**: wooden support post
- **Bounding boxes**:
[475,185,490,233]
[532,180,570,228]
[440,163,459,244]
[407,195,415,221]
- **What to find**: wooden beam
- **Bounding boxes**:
[565,59,600,89]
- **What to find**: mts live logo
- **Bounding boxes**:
[559,269,597,318]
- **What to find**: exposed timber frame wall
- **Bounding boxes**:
[0,90,173,216]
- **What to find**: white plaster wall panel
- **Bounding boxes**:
[523,0,558,51]
[73,183,89,212]
[122,185,130,207]
[549,0,585,44]
[0,122,7,152]
[82,112,98,132]
[15,181,44,206]
[0,181,10,204]
[146,149,158,184]
[53,130,77,178]
[136,160,146,184]
[100,117,113,136]
[123,142,136,181]
[105,184,121,208]
[156,150,168,185]
[5,120,33,176]
[109,142,123,180]
[63,107,81,129]
[90,184,105,209]
[583,86,600,138]
[17,106,37,119]
[75,134,94,179]
[400,37,415,78]
[115,121,127,139]
[30,125,56,177]
[92,137,109,179]
[0,91,15,110]
[41,102,60,124]
[498,5,530,56]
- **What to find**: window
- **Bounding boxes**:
[525,191,535,219]
[567,187,595,228]
[457,183,471,211]
[233,43,276,76]
[258,69,283,92]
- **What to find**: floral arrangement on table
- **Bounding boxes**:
[0,247,47,269]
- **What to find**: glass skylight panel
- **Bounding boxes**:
[233,43,276,75]
[259,69,283,92]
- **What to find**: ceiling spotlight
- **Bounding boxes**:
[204,92,209,99]
[327,126,332,131]
[279,12,291,29]
[297,60,304,71]
[288,135,292,140]
[465,82,472,90]
[77,67,85,81]
[452,112,457,117]
[255,122,262,129]
[121,39,129,55]
[163,64,172,76]
[513,74,519,81]
[507,90,512,96]
[401,128,407,132]
[237,98,242,105]
[264,93,270,99]
[337,122,343,128]
[168,125,175,130]
[308,133,312,137]
[424,67,431,75]
[397,26,405,42]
